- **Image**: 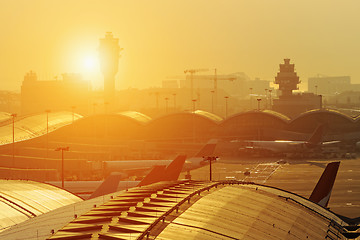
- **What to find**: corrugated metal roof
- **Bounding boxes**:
[0,180,82,232]
[118,111,152,124]
[296,108,355,122]
[44,181,354,240]
[194,110,223,123]
[157,184,346,239]
[0,111,82,145]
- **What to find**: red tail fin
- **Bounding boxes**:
[137,165,166,187]
[163,155,186,181]
[309,161,340,208]
[89,173,123,199]
[194,139,217,157]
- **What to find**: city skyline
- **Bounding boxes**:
[1,0,360,92]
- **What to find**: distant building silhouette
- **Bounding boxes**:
[21,71,90,115]
[99,32,122,106]
[272,59,321,118]
[274,58,300,96]
[0,91,20,113]
[307,75,358,96]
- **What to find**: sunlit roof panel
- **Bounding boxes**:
[157,185,344,239]
[0,111,82,145]
[118,111,152,124]
[194,110,223,123]
[0,180,82,232]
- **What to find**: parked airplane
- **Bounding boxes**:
[103,139,218,177]
[48,155,187,199]
[89,154,186,198]
[239,125,340,156]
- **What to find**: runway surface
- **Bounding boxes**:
[180,157,360,218]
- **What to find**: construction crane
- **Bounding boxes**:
[212,69,236,113]
[184,68,209,101]
[184,68,209,103]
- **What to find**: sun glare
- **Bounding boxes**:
[82,56,98,72]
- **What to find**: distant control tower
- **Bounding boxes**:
[274,59,300,96]
[99,32,122,105]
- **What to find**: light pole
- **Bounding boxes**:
[55,146,69,188]
[93,103,97,115]
[165,97,169,113]
[192,99,197,142]
[249,88,253,110]
[192,99,197,112]
[45,110,51,158]
[268,90,272,110]
[203,156,217,181]
[104,102,109,114]
[155,92,159,110]
[315,85,318,95]
[257,98,262,111]
[172,93,177,111]
[11,113,17,167]
[224,96,229,118]
[211,90,215,113]
[264,89,268,109]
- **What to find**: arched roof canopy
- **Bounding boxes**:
[144,112,219,141]
[218,110,290,139]
[117,111,152,124]
[193,110,223,123]
[51,113,147,141]
[0,111,82,145]
[0,180,81,231]
[289,109,356,133]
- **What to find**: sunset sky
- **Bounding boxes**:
[1,0,360,91]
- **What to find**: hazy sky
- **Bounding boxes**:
[1,0,360,91]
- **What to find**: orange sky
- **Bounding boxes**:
[1,0,360,91]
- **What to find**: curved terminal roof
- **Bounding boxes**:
[194,110,223,123]
[45,181,349,240]
[289,108,355,133]
[226,110,291,123]
[262,109,292,122]
[117,111,152,124]
[218,110,290,138]
[0,111,82,145]
[4,108,360,144]
[145,112,219,140]
[149,112,221,126]
[294,108,354,123]
[0,180,81,232]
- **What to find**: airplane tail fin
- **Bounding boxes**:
[194,139,218,157]
[137,165,166,187]
[307,124,324,145]
[89,173,123,199]
[163,155,186,181]
[138,155,187,186]
[89,155,186,198]
[309,161,340,208]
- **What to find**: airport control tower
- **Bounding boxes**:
[273,59,321,118]
[274,58,300,96]
[99,32,122,105]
